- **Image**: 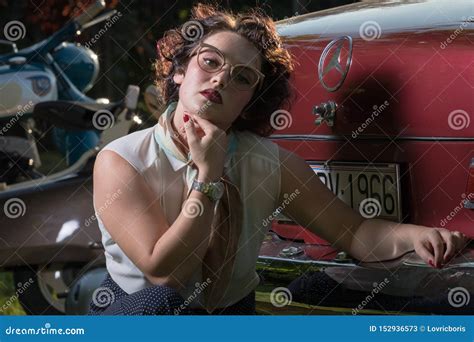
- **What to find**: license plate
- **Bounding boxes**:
[310,162,401,222]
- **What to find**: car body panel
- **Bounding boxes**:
[271,0,474,242]
[262,0,474,314]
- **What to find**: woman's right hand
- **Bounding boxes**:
[183,112,228,181]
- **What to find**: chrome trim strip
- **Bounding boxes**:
[271,134,474,142]
[257,255,357,268]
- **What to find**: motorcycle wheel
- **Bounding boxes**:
[13,264,85,315]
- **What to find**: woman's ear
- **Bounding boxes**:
[173,70,185,85]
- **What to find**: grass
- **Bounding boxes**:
[0,272,26,315]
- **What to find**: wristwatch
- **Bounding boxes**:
[191,179,225,203]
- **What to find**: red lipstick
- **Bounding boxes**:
[200,89,222,104]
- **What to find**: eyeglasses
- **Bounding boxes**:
[190,42,265,91]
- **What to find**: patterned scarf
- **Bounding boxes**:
[153,102,243,313]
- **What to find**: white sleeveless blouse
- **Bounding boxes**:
[94,122,281,308]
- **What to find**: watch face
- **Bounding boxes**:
[213,182,225,200]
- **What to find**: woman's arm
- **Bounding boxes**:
[277,147,467,267]
[93,150,217,290]
[94,114,228,291]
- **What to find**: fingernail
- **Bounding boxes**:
[183,114,189,123]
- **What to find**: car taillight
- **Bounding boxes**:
[465,158,474,209]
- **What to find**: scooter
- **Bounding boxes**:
[0,82,141,315]
[0,0,120,186]
[0,0,143,315]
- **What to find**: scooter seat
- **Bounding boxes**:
[33,100,120,131]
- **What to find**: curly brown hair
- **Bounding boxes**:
[154,3,295,137]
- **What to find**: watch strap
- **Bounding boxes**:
[192,179,223,203]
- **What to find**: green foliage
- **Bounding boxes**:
[0,272,26,315]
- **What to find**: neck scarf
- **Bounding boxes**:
[154,102,242,313]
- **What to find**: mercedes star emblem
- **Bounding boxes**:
[318,36,353,92]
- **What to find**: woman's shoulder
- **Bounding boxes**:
[233,130,280,165]
[97,125,158,173]
[103,125,155,150]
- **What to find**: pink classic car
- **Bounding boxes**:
[260,0,474,314]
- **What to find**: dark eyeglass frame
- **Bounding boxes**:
[190,42,265,91]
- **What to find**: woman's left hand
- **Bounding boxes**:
[412,228,469,268]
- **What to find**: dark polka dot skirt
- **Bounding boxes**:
[88,273,256,315]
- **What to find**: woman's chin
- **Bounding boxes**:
[196,99,220,115]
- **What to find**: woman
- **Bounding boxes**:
[89,3,468,315]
